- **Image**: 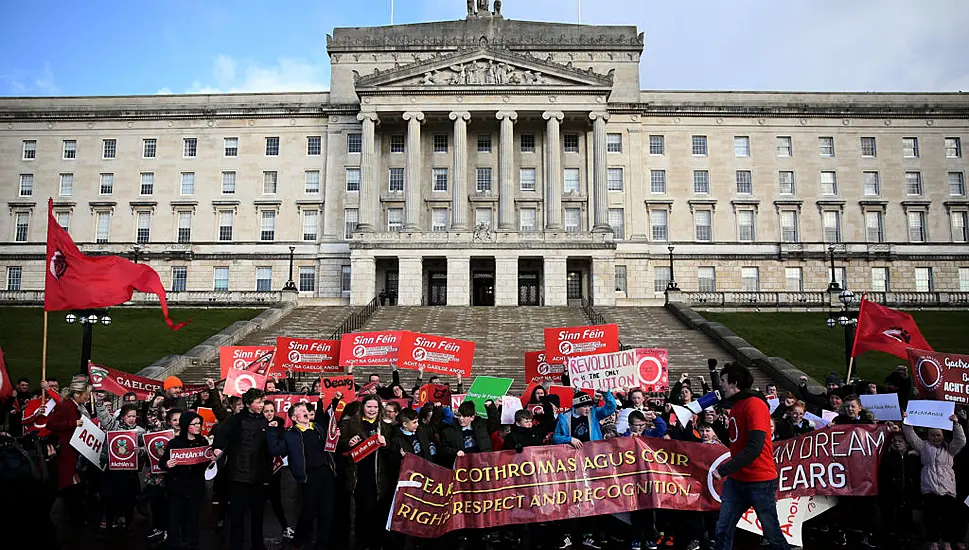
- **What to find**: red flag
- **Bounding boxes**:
[851,296,933,359]
[0,347,11,400]
[44,198,188,330]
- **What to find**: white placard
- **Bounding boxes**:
[905,399,956,430]
[767,397,780,414]
[822,410,839,423]
[737,495,837,546]
[500,395,524,425]
[614,408,634,435]
[70,415,106,470]
[804,411,828,428]
[860,393,902,421]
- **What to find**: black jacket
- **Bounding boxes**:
[879,447,921,506]
[503,424,543,452]
[386,425,435,482]
[160,412,210,498]
[440,416,493,461]
[213,409,271,484]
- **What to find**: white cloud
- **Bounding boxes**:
[177,55,329,94]
[0,62,57,96]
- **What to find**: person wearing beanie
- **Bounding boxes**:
[163,376,183,396]
[161,410,210,549]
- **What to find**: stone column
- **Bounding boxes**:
[543,256,567,306]
[592,256,617,306]
[590,112,611,232]
[449,111,471,230]
[495,256,519,306]
[403,111,425,232]
[356,112,379,232]
[398,257,423,306]
[543,111,564,230]
[349,255,376,306]
[496,111,518,230]
[446,254,471,306]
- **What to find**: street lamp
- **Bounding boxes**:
[132,243,143,264]
[826,245,840,292]
[825,285,858,380]
[284,246,297,291]
[666,245,679,290]
[65,309,112,374]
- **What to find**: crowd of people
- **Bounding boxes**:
[0,358,966,550]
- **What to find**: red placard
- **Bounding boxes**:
[397,332,475,377]
[526,403,546,416]
[319,375,356,415]
[144,430,173,474]
[272,456,285,475]
[338,331,402,367]
[524,351,565,384]
[220,346,275,379]
[107,430,139,471]
[265,393,321,428]
[417,384,452,408]
[273,337,342,373]
[325,409,340,452]
[548,385,574,409]
[543,324,620,365]
[196,407,217,437]
[169,446,216,465]
[224,368,267,398]
[908,348,969,403]
[349,433,385,463]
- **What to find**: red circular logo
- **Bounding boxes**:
[916,357,942,391]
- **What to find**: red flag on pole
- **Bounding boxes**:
[0,347,12,400]
[851,296,933,359]
[44,198,188,330]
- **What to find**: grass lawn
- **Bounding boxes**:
[0,307,262,385]
[702,310,969,385]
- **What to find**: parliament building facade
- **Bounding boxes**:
[2,10,968,308]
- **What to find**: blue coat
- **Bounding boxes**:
[552,391,617,444]
[622,415,667,438]
[266,422,335,484]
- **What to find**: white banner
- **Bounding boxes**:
[70,415,106,470]
[737,495,837,546]
[905,399,956,430]
[567,348,658,392]
[499,395,524,425]
[860,393,902,421]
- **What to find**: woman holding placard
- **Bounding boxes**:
[160,411,209,550]
[338,394,391,550]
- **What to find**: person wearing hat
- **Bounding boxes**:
[161,410,209,550]
[46,378,94,528]
[797,372,844,412]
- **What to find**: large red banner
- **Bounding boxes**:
[107,430,139,471]
[543,324,620,365]
[398,332,475,377]
[908,348,969,404]
[525,351,565,385]
[389,425,887,537]
[273,337,342,373]
[89,363,208,401]
[264,393,321,428]
[339,331,402,367]
[219,346,275,378]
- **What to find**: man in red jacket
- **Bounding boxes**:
[712,364,789,550]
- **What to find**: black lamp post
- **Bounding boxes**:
[825,288,858,379]
[65,309,112,375]
[284,246,297,291]
[666,245,679,290]
[826,245,840,292]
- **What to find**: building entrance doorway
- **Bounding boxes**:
[470,257,496,306]
[428,272,447,306]
[518,272,540,305]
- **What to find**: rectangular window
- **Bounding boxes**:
[143,138,156,158]
[608,208,625,239]
[697,267,716,292]
[785,267,803,292]
[823,210,841,243]
[256,267,273,292]
[736,170,752,194]
[915,267,933,292]
[344,208,358,239]
[263,171,277,194]
[136,211,151,244]
[96,211,111,243]
[171,267,187,292]
[475,207,493,229]
[476,168,493,192]
[519,208,537,232]
[960,268,969,292]
[819,137,835,157]
[183,138,197,157]
[650,170,667,194]
[691,135,708,156]
[693,170,710,194]
[615,266,627,293]
[949,172,966,196]
[221,171,236,194]
[260,210,276,241]
[299,267,316,292]
[564,208,581,233]
[341,266,352,294]
[180,172,195,195]
[737,210,755,242]
[871,267,890,292]
[388,168,404,192]
[214,267,230,291]
[908,211,926,242]
[820,171,838,195]
[780,210,798,243]
[734,136,750,157]
[865,211,884,243]
[952,211,968,243]
[265,137,280,156]
[651,209,668,241]
[19,174,33,197]
[521,134,536,153]
[946,137,962,158]
[564,168,580,193]
[903,137,919,158]
[694,210,712,242]
[520,168,537,191]
[387,208,404,232]
[741,267,760,292]
[776,136,792,157]
[607,133,622,153]
[55,211,69,231]
[390,135,405,153]
[22,140,36,160]
[478,134,492,153]
[433,134,448,153]
[224,137,238,157]
[102,139,116,159]
[302,210,319,241]
[779,171,795,195]
[14,213,29,242]
[99,173,114,195]
[218,211,234,241]
[431,208,448,232]
[861,137,877,157]
[140,172,154,195]
[863,172,880,196]
[305,170,321,194]
[649,135,665,155]
[345,168,361,192]
[607,168,623,191]
[906,172,922,195]
[307,136,322,156]
[63,140,76,159]
[177,211,192,243]
[347,133,362,154]
[653,266,671,292]
[564,134,579,153]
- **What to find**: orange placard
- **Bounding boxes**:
[197,407,217,437]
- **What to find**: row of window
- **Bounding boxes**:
[21,136,320,161]
[674,135,963,159]
[21,169,314,198]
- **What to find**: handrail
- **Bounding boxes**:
[328,296,380,340]
[680,290,969,308]
[580,299,630,350]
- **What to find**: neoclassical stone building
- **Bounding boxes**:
[2,7,968,307]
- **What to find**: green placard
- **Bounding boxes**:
[464,376,514,415]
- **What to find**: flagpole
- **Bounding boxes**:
[41,310,48,382]
[846,356,855,386]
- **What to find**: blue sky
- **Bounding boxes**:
[2,0,967,97]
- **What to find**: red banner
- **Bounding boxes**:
[224,368,266,398]
[339,331,402,367]
[908,348,969,403]
[543,324,620,365]
[525,351,565,385]
[320,375,356,415]
[273,337,342,373]
[397,332,475,377]
[417,384,452,408]
[548,385,574,409]
[170,446,216,466]
[107,430,139,471]
[350,433,385,463]
[88,363,208,401]
[220,346,275,379]
[770,425,887,498]
[264,393,321,428]
[144,430,174,474]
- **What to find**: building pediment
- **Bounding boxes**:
[353,47,614,90]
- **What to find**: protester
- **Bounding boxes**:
[878,430,922,549]
[160,410,209,550]
[261,401,293,541]
[96,400,145,533]
[46,378,93,528]
[338,394,392,550]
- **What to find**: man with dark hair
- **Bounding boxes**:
[442,401,493,460]
[713,364,790,550]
